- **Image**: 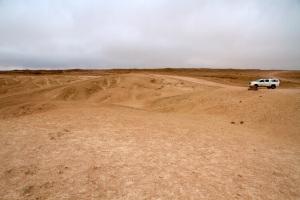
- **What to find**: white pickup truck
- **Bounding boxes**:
[249,78,280,89]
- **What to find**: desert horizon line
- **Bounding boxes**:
[0,66,299,71]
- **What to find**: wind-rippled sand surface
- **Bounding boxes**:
[0,69,299,200]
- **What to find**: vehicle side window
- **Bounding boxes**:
[272,80,278,82]
[259,80,264,82]
[265,80,269,82]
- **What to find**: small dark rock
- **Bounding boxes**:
[23,185,34,196]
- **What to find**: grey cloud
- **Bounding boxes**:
[0,0,299,69]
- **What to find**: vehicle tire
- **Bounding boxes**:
[254,84,258,89]
[271,85,276,89]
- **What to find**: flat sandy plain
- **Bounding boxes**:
[0,69,300,200]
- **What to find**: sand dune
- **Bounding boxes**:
[0,69,299,199]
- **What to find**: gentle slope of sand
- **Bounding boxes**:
[0,69,299,199]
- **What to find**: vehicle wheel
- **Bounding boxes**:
[271,85,276,89]
[254,84,258,89]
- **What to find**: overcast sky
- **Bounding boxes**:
[0,0,300,70]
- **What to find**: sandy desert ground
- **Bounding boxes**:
[0,69,300,200]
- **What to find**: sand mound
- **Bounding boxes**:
[35,74,200,107]
[51,76,121,101]
[54,85,102,101]
[0,72,299,127]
